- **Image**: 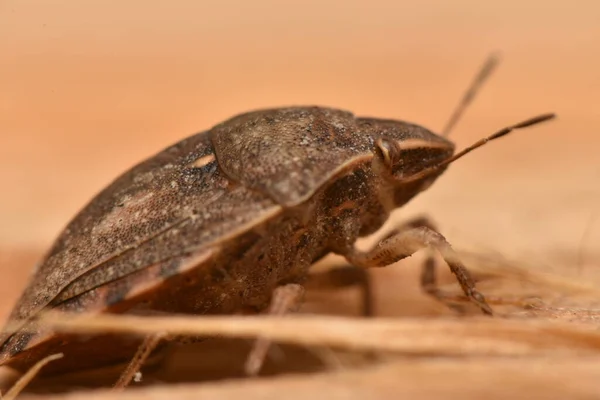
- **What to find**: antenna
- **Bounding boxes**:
[441,53,501,137]
[404,113,557,182]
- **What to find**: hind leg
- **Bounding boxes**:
[113,334,165,390]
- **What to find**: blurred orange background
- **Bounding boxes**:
[0,0,599,319]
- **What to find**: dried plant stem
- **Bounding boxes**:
[1,353,63,400]
[36,312,600,357]
[18,357,600,400]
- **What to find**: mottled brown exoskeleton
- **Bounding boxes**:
[0,55,555,389]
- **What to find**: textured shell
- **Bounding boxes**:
[212,107,372,206]
[0,106,380,363]
[0,129,281,355]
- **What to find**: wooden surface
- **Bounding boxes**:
[1,0,599,398]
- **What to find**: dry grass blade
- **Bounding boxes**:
[1,353,63,400]
[36,312,600,357]
[17,357,600,400]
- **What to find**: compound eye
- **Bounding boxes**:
[375,137,453,179]
[374,138,397,168]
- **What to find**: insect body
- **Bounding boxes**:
[0,60,555,381]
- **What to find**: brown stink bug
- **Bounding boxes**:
[0,55,555,389]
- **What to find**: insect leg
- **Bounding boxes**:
[309,216,447,317]
[305,265,373,317]
[113,333,165,390]
[418,249,472,313]
[345,226,493,316]
[244,283,305,376]
[377,215,438,241]
[306,265,373,316]
[371,216,460,311]
[382,216,469,313]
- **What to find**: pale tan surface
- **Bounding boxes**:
[1,0,599,398]
[19,359,600,400]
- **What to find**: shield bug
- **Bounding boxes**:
[0,55,555,388]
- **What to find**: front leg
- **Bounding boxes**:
[343,225,493,316]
